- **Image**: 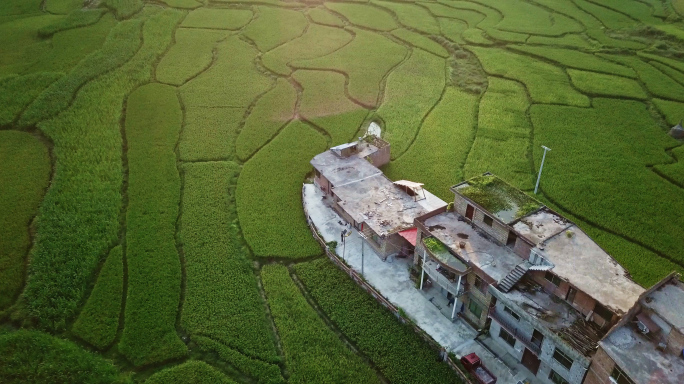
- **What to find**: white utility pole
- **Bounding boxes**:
[420,255,426,290]
[534,145,551,194]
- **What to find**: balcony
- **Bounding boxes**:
[423,257,465,296]
[489,309,542,356]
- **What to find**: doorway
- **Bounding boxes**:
[465,204,474,220]
[521,348,541,375]
[567,287,577,304]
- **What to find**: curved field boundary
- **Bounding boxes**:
[23,9,183,332]
[145,360,236,384]
[118,82,187,367]
[0,131,51,311]
[261,263,382,384]
[0,72,62,127]
[71,245,124,350]
[236,120,326,259]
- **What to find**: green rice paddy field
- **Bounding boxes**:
[1,0,683,382]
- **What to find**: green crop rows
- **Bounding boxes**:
[261,264,381,384]
[2,0,684,381]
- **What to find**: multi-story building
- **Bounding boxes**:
[310,136,446,259]
[413,173,645,384]
[584,272,684,384]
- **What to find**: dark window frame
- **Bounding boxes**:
[549,369,569,384]
[498,328,516,348]
[544,271,562,286]
[594,302,613,321]
[610,365,635,384]
[468,299,483,319]
[553,348,573,370]
[531,329,544,349]
[483,214,494,227]
[504,306,520,321]
[474,275,488,293]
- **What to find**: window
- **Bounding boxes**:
[483,214,494,227]
[553,348,573,370]
[474,275,488,293]
[548,370,569,384]
[544,271,562,286]
[531,329,544,349]
[594,302,613,321]
[498,328,516,347]
[468,299,483,318]
[504,306,520,321]
[610,365,635,384]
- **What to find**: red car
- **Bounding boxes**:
[460,353,497,384]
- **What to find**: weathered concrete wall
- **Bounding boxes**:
[463,272,493,328]
[454,194,468,216]
[368,144,390,168]
[314,172,331,196]
[667,328,684,355]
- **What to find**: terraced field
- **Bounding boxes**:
[1,0,683,382]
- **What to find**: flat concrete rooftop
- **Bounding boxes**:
[513,207,572,245]
[601,324,684,384]
[335,174,446,236]
[310,146,381,187]
[535,226,644,315]
[422,212,523,283]
[642,280,684,332]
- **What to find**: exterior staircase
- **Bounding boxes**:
[498,262,530,293]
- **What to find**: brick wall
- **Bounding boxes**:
[513,237,533,259]
[472,208,509,244]
[368,144,390,167]
[667,328,684,355]
[453,194,469,216]
[584,347,615,384]
[314,173,331,195]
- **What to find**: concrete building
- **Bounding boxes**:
[413,173,645,384]
[310,136,446,259]
[584,272,684,384]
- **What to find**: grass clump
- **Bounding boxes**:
[180,107,245,162]
[0,73,62,126]
[654,145,684,187]
[102,0,143,20]
[386,87,478,201]
[294,70,369,146]
[236,78,296,161]
[244,7,307,51]
[325,2,397,31]
[181,8,252,30]
[194,336,285,384]
[71,246,123,350]
[373,1,440,34]
[464,78,534,190]
[449,47,487,94]
[530,98,684,267]
[38,8,107,37]
[295,258,464,384]
[261,23,352,75]
[423,237,448,254]
[180,162,280,362]
[377,49,446,159]
[469,46,590,107]
[293,28,407,107]
[459,174,541,219]
[510,45,636,78]
[307,7,344,27]
[157,28,227,86]
[146,361,235,384]
[567,69,648,99]
[236,120,326,258]
[181,36,272,108]
[0,132,50,311]
[392,29,448,58]
[261,264,381,384]
[20,17,142,127]
[119,83,186,366]
[0,330,127,384]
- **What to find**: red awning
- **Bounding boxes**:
[398,228,417,246]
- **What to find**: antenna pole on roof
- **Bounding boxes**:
[534,145,551,194]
